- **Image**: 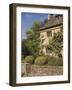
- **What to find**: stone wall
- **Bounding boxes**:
[31,65,63,76]
[21,63,63,77]
[40,25,63,55]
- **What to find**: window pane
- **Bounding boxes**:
[47,31,52,37]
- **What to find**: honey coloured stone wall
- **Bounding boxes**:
[21,64,63,77]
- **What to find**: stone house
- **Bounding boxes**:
[40,14,63,55]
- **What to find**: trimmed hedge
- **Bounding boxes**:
[24,56,34,64]
[22,55,63,66]
[35,56,47,65]
[47,55,59,66]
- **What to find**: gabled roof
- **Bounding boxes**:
[40,15,63,30]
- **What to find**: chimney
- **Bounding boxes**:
[48,14,54,20]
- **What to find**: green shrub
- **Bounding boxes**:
[35,56,47,65]
[47,55,58,66]
[24,56,34,64]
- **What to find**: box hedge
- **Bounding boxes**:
[35,56,47,65]
[47,55,59,66]
[24,56,34,64]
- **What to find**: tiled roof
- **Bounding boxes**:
[40,15,63,30]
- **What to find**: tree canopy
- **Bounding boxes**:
[22,21,41,57]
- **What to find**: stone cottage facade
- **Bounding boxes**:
[40,14,63,55]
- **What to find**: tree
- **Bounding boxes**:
[22,39,31,58]
[47,30,63,57]
[22,21,41,57]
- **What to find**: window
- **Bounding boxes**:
[47,31,52,37]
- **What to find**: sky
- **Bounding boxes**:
[21,12,48,40]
